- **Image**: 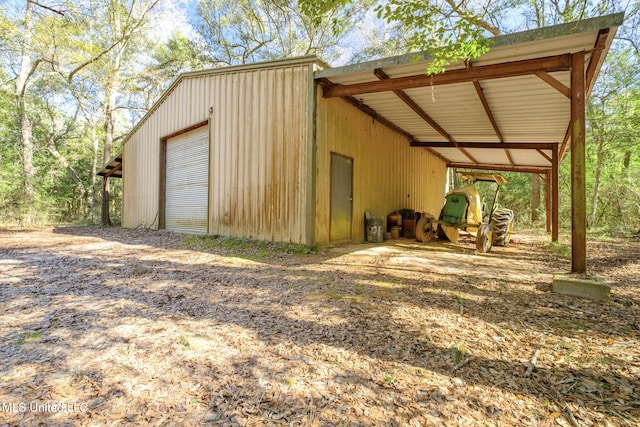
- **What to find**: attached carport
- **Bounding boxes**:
[97,152,123,225]
[315,13,624,274]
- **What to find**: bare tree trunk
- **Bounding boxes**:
[101,42,122,226]
[531,174,541,222]
[91,127,99,222]
[18,101,35,225]
[100,10,128,227]
[101,93,114,226]
[101,176,110,226]
[75,99,98,221]
[101,74,119,226]
[15,0,36,226]
[46,136,88,209]
[588,136,606,228]
[623,150,631,177]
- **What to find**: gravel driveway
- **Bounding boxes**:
[1,226,638,426]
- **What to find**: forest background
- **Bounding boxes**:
[0,0,638,233]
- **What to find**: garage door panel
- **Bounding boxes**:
[165,127,209,234]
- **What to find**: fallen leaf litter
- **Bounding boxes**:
[0,227,638,426]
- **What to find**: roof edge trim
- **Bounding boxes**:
[120,55,325,149]
[315,12,624,80]
[97,151,123,177]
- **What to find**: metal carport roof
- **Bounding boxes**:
[315,13,624,274]
[315,13,623,173]
[97,153,122,178]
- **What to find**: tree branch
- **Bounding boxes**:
[443,0,501,36]
[67,0,161,83]
[616,37,640,56]
[30,0,65,16]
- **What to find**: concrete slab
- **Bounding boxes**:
[552,273,611,301]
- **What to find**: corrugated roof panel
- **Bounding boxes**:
[322,33,597,85]
[474,32,597,66]
[404,83,497,142]
[464,148,512,165]
[314,14,622,170]
[328,72,377,85]
[509,149,553,167]
[480,75,570,142]
[430,147,475,163]
[356,91,448,141]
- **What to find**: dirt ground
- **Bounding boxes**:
[0,226,638,426]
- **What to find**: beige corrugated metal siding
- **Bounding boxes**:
[123,60,313,243]
[314,93,447,243]
[208,66,310,243]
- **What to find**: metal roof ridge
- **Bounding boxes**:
[119,55,325,149]
[180,55,326,79]
[489,12,624,48]
[315,12,625,79]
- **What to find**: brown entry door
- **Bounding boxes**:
[330,153,353,241]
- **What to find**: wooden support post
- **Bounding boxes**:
[546,170,551,233]
[531,173,541,222]
[552,143,559,242]
[101,175,110,226]
[571,52,587,273]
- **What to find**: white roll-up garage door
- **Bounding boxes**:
[165,126,209,234]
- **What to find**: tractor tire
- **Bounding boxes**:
[437,207,449,241]
[416,215,435,242]
[476,223,493,253]
[491,208,514,246]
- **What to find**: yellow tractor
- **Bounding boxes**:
[416,172,514,253]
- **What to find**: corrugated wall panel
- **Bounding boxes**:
[207,65,309,243]
[124,60,312,244]
[123,82,210,229]
[315,93,447,244]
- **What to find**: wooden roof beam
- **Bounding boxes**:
[340,95,450,164]
[560,123,571,159]
[560,30,610,160]
[586,29,610,98]
[472,79,514,166]
[536,72,570,98]
[473,80,504,141]
[504,149,515,167]
[536,149,553,163]
[410,141,556,149]
[343,95,415,141]
[374,68,456,142]
[373,67,479,164]
[104,163,122,178]
[323,54,572,98]
[101,161,122,178]
[448,163,552,174]
[458,148,480,165]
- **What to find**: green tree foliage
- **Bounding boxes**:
[141,31,209,101]
[585,48,640,231]
[0,0,67,224]
[299,0,506,72]
[448,0,640,234]
[194,0,371,66]
[0,0,162,225]
[0,77,21,222]
[0,0,637,234]
[374,0,492,73]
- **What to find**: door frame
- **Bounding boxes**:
[329,152,354,241]
[159,120,209,231]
